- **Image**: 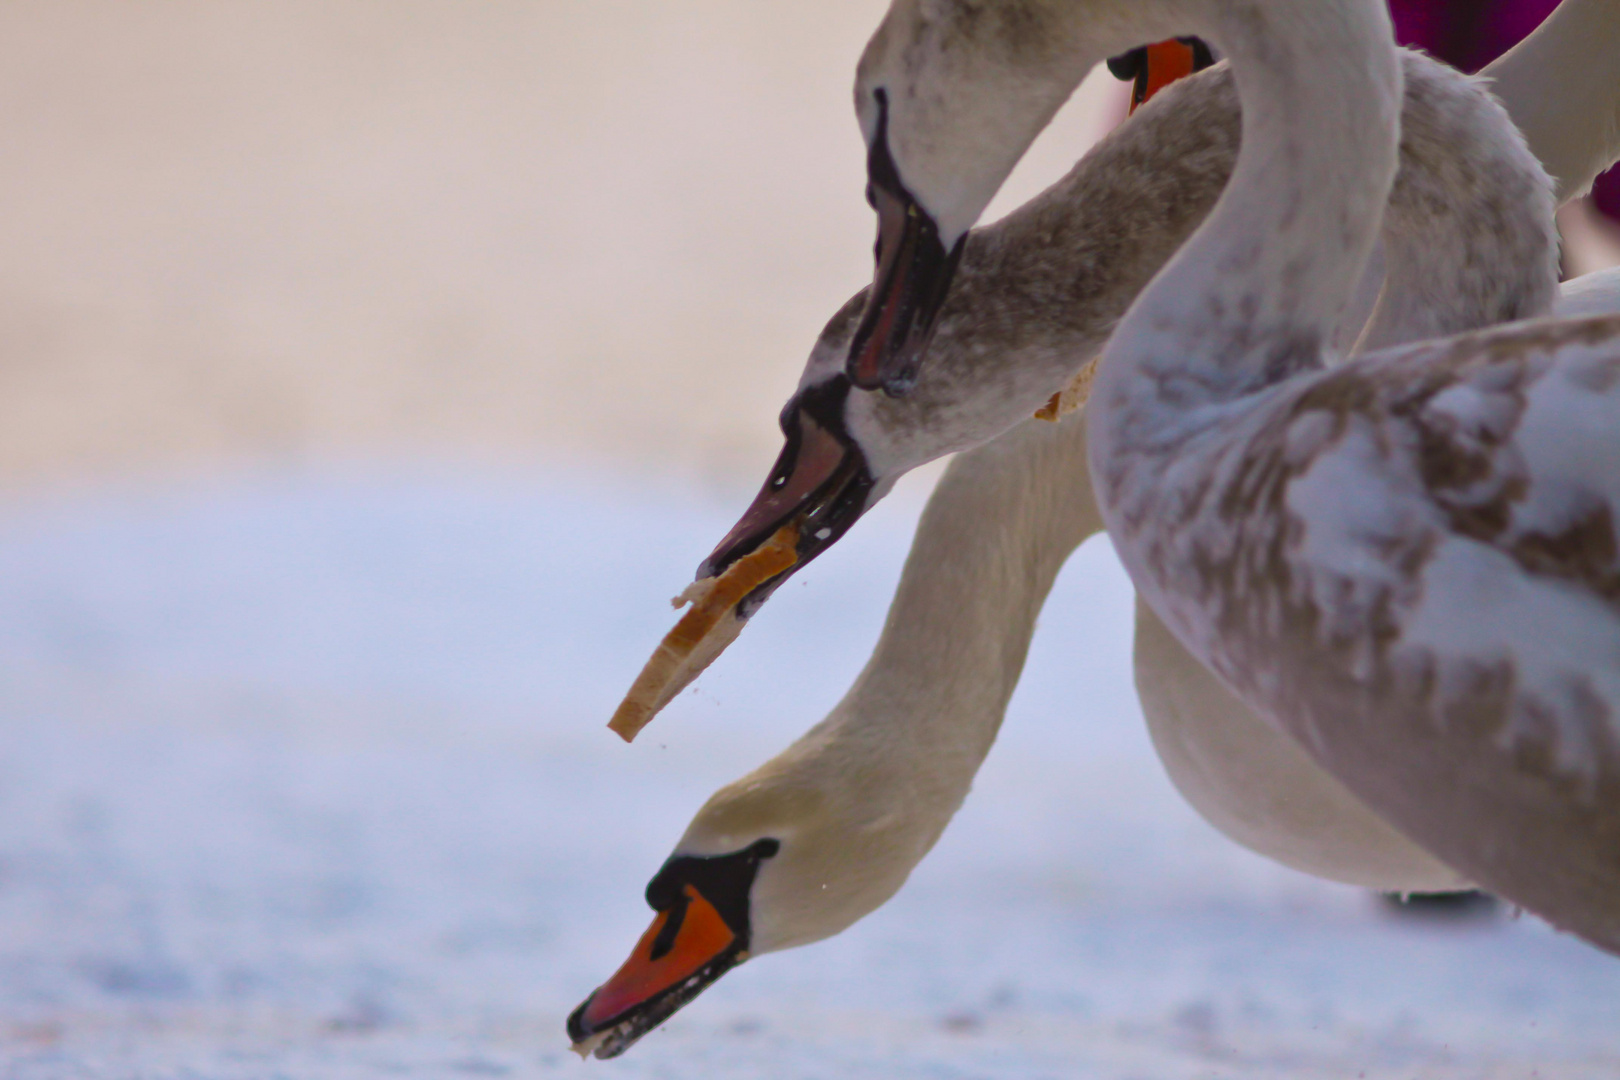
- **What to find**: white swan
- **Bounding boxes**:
[1134,9,1620,888]
[567,48,1576,1059]
[839,0,1620,957]
[1484,0,1620,206]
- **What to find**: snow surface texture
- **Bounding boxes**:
[1,466,1617,1079]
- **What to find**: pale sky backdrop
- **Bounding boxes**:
[0,1,1125,494]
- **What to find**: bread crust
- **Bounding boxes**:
[608,523,800,741]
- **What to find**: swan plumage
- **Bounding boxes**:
[834,0,1620,955]
[1064,4,1620,953]
[699,49,1574,892]
[568,37,1602,1055]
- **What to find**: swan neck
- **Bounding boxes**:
[828,418,1100,795]
[1100,1,1402,415]
[1481,0,1620,205]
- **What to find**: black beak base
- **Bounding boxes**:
[697,378,875,620]
[844,194,963,397]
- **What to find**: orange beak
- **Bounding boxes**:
[1133,38,1201,113]
[1108,37,1216,117]
[567,884,746,1059]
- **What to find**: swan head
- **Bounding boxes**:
[693,45,1249,655]
[697,247,1097,612]
[568,735,932,1059]
[638,131,1139,728]
[565,834,780,1061]
[844,0,1195,393]
[688,296,887,615]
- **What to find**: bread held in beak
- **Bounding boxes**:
[607,522,800,741]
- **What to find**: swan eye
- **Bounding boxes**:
[865,88,901,203]
[864,86,889,147]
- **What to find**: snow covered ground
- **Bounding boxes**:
[1,464,1618,1079]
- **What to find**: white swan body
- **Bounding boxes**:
[1103,305,1620,953]
[1111,0,1620,886]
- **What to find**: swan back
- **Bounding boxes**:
[1355,66,1558,351]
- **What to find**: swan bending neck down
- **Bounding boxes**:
[566,47,1577,1058]
[834,0,1620,965]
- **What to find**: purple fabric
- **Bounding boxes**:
[1387,0,1560,72]
[1387,0,1619,224]
[1594,169,1620,219]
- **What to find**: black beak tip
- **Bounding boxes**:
[566,997,594,1046]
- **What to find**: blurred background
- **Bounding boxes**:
[2,3,1619,1078]
[0,0,1127,492]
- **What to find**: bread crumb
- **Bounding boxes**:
[570,1031,609,1059]
[1033,356,1100,422]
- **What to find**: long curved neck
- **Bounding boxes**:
[858,73,1246,476]
[872,45,1556,467]
[1483,0,1620,204]
[1098,1,1401,426]
[814,412,1100,841]
[684,413,1099,954]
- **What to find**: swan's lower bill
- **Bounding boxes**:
[846,89,964,396]
[567,839,780,1059]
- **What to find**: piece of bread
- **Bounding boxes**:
[569,1031,610,1060]
[607,522,799,742]
[1033,355,1100,422]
